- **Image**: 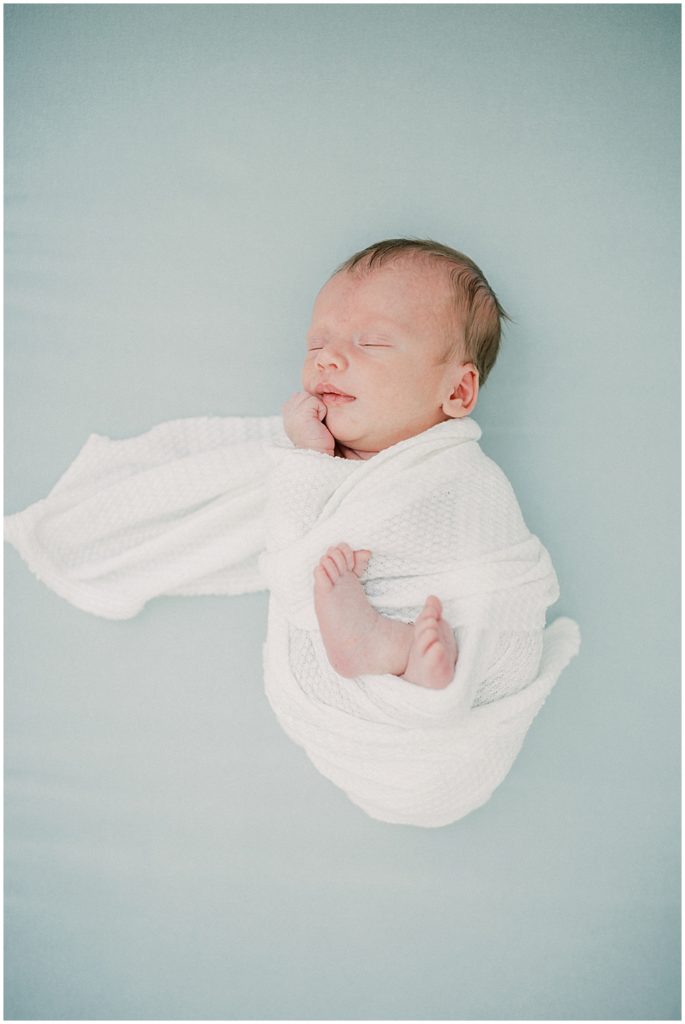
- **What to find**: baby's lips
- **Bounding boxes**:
[314,382,355,399]
[319,390,356,406]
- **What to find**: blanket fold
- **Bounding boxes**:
[5,413,580,827]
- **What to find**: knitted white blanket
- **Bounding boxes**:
[5,414,580,827]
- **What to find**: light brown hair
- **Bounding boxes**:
[333,237,510,387]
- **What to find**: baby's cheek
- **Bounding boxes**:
[302,350,318,371]
[375,378,409,412]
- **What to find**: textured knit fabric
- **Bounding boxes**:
[4,414,580,827]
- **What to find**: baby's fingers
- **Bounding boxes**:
[284,390,323,416]
[353,549,372,577]
[309,396,328,421]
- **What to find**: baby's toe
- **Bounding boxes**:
[314,563,335,591]
[418,622,441,655]
[336,544,360,573]
[335,543,355,570]
[352,548,372,577]
[416,596,441,627]
[325,546,349,576]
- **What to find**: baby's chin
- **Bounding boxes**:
[338,422,444,455]
[325,420,378,456]
[328,423,405,456]
[325,405,421,454]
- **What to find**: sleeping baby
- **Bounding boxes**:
[5,237,581,827]
[283,239,501,692]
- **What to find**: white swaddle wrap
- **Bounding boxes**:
[4,414,580,827]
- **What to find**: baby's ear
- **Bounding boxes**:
[442,364,479,418]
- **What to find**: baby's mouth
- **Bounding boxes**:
[322,392,355,405]
[316,384,356,405]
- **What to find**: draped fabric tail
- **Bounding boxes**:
[4,415,287,619]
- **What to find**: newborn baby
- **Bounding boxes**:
[283,239,501,691]
[5,236,580,826]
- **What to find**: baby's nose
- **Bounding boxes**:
[316,342,347,370]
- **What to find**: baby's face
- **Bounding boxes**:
[302,260,472,457]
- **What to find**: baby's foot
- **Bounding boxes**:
[402,596,458,689]
[313,543,411,678]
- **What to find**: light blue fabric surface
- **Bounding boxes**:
[4,4,680,1020]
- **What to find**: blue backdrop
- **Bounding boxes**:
[4,5,680,1020]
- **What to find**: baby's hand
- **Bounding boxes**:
[283,391,336,456]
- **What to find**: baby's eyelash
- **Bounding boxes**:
[306,342,389,351]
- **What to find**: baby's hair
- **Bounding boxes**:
[333,237,511,387]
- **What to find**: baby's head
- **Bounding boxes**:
[303,238,509,459]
